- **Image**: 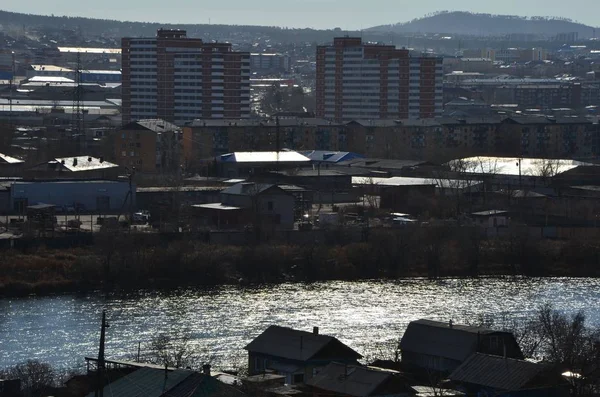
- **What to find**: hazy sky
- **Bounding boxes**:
[3,0,599,29]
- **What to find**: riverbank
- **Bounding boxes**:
[1,227,600,297]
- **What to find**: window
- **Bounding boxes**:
[130,151,135,157]
[121,133,125,139]
[121,151,127,157]
[136,142,141,148]
[267,201,274,211]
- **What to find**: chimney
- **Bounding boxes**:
[88,157,92,162]
[202,364,211,376]
[73,158,78,166]
[100,157,104,163]
[449,319,453,328]
[313,326,319,335]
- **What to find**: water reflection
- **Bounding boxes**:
[1,278,600,369]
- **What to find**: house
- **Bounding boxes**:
[399,319,523,374]
[449,353,568,397]
[25,156,120,180]
[244,326,362,385]
[87,366,246,397]
[307,363,416,397]
[193,182,295,230]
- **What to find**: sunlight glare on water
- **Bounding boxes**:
[1,278,600,370]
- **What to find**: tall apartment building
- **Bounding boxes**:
[122,29,250,125]
[316,37,443,121]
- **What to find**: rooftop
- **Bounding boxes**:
[449,353,552,391]
[192,203,241,211]
[244,325,362,362]
[52,156,118,172]
[449,156,595,177]
[58,47,122,54]
[472,210,509,216]
[218,151,310,164]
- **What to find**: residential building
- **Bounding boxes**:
[244,325,362,384]
[182,118,345,168]
[307,362,416,397]
[116,119,182,173]
[449,353,568,397]
[399,319,523,374]
[316,37,443,121]
[122,29,250,125]
[250,53,291,73]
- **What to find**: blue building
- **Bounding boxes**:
[9,180,134,213]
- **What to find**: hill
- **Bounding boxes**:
[0,9,357,44]
[368,11,597,38]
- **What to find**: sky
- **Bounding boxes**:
[2,0,599,30]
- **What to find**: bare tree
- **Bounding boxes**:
[0,360,56,397]
[143,331,215,370]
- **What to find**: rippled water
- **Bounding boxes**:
[1,278,600,370]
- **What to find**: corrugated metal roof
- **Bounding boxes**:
[307,363,401,397]
[449,353,549,391]
[219,151,310,163]
[86,368,192,397]
[244,325,362,362]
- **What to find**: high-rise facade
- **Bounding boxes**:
[316,37,443,121]
[122,29,250,125]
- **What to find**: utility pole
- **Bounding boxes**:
[72,51,84,154]
[95,310,110,397]
[275,116,281,173]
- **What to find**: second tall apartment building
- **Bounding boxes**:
[122,29,250,125]
[316,37,443,121]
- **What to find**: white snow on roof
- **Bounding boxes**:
[450,156,595,176]
[53,156,118,172]
[221,151,310,163]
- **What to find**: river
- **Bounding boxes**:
[1,278,600,370]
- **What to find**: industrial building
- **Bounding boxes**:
[121,29,251,125]
[5,180,134,213]
[316,37,443,121]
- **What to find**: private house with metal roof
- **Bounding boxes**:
[244,325,362,385]
[87,367,246,397]
[399,319,523,375]
[192,182,295,230]
[307,362,417,397]
[448,353,568,397]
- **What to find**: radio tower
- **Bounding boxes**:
[71,51,84,153]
